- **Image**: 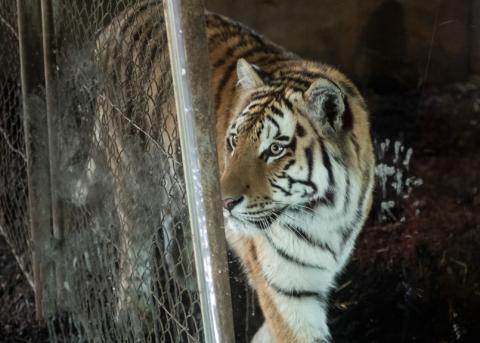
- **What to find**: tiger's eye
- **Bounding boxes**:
[269,143,284,155]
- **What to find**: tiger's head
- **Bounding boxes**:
[221,58,372,235]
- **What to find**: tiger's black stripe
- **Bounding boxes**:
[125,18,160,121]
[270,180,292,196]
[265,234,328,270]
[109,1,157,84]
[278,75,311,90]
[275,135,290,141]
[319,141,335,187]
[304,146,314,180]
[207,12,271,52]
[343,173,351,213]
[269,282,327,303]
[285,136,297,153]
[318,190,335,207]
[282,159,296,171]
[270,105,284,118]
[138,20,164,66]
[215,53,292,112]
[284,223,338,262]
[342,101,354,131]
[339,169,372,249]
[282,97,295,113]
[260,148,270,162]
[212,37,252,69]
[280,70,342,93]
[296,123,306,137]
[214,45,287,109]
[207,14,244,49]
[265,115,280,132]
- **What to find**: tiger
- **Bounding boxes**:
[94,1,375,342]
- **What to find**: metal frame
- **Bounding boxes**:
[17,0,235,339]
[17,0,55,321]
[164,0,235,342]
[40,0,66,308]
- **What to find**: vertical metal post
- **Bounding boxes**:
[17,0,55,321]
[41,0,65,306]
[163,1,235,342]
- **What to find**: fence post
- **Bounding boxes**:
[17,0,56,321]
[40,0,66,307]
[163,1,235,342]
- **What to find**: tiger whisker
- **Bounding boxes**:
[270,200,317,216]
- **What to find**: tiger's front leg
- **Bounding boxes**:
[115,198,154,336]
[94,100,155,335]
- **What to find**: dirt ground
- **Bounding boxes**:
[1,80,479,342]
[0,237,49,342]
[330,80,480,343]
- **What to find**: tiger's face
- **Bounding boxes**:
[221,59,351,235]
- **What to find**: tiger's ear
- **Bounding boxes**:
[305,78,346,131]
[236,58,264,90]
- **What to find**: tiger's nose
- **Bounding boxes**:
[223,196,244,211]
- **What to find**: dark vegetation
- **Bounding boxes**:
[331,80,480,343]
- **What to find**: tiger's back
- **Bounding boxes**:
[96,2,374,342]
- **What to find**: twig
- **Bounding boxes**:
[0,13,18,40]
[335,280,352,293]
[0,124,27,162]
[417,1,441,97]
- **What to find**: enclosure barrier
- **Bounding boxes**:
[164,0,235,341]
[17,0,55,320]
[0,0,33,292]
[2,0,235,341]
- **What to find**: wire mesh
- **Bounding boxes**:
[0,0,240,341]
[0,0,218,341]
[42,0,205,341]
[0,0,32,285]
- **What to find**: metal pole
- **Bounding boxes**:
[17,0,55,321]
[41,0,65,307]
[163,1,235,342]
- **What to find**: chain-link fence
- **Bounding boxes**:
[1,0,234,342]
[0,0,32,285]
